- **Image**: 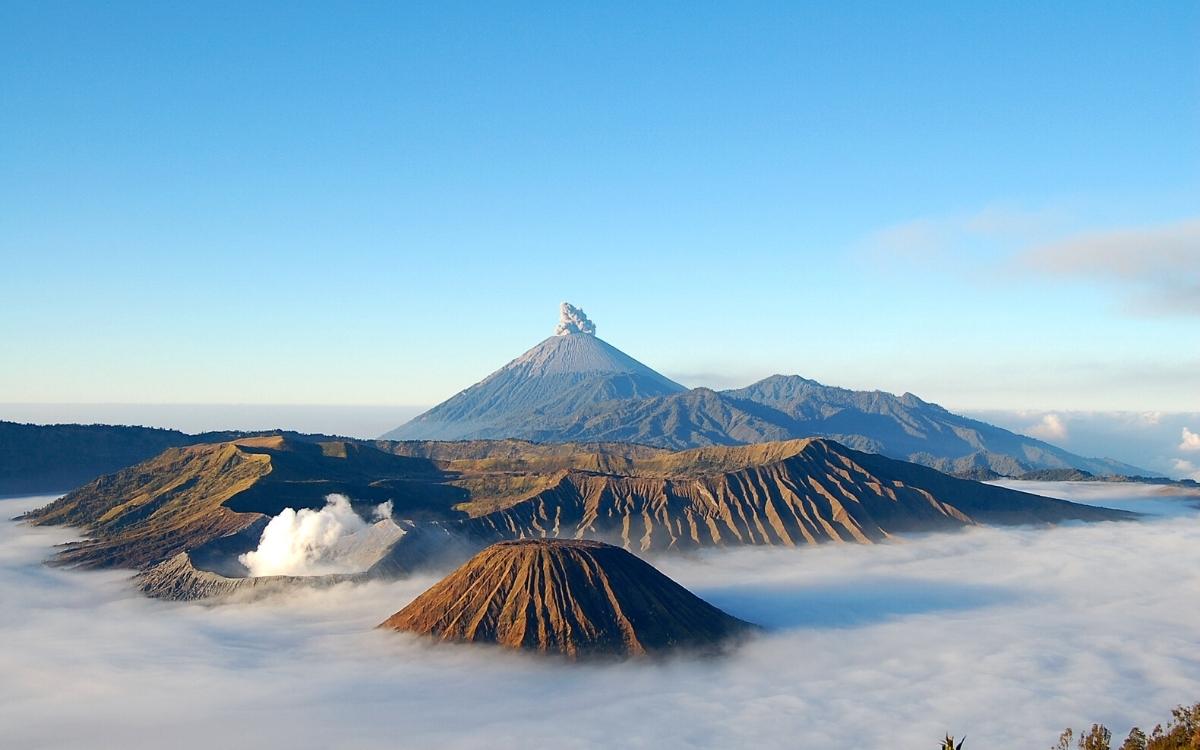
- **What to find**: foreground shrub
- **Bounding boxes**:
[1053,703,1200,750]
[939,702,1200,749]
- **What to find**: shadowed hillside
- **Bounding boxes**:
[0,422,198,495]
[0,420,347,495]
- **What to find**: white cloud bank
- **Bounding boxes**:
[965,410,1200,478]
[239,494,394,577]
[1172,459,1200,482]
[1027,413,1068,441]
[2,486,1200,749]
[1180,427,1200,453]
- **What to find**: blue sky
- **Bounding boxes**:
[2,1,1197,412]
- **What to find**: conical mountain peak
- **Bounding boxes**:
[383,303,685,441]
[379,539,754,658]
[507,332,673,380]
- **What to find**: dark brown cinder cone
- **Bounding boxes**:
[379,539,756,658]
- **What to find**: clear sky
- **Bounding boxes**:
[2,1,1197,412]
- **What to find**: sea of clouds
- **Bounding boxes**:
[2,483,1199,749]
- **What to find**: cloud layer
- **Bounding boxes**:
[3,486,1200,749]
[1181,427,1200,453]
[1172,459,1200,482]
[1020,219,1200,316]
[967,410,1200,479]
[1027,412,1068,441]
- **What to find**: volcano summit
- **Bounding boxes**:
[385,303,685,441]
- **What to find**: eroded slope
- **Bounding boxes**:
[380,539,753,657]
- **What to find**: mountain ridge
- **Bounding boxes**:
[382,306,1146,478]
[0,421,348,495]
[22,435,1132,589]
[373,436,1128,566]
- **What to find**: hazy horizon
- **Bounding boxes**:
[9,396,1200,477]
[5,400,1200,480]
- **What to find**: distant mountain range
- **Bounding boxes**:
[0,304,1152,498]
[384,303,1147,478]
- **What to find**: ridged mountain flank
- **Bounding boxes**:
[25,435,1132,582]
[370,438,1130,571]
[379,539,754,658]
[382,303,685,441]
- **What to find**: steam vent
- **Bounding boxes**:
[379,539,756,658]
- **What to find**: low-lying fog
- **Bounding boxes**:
[3,483,1199,749]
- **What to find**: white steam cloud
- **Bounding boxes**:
[3,484,1200,749]
[554,301,596,336]
[238,494,394,577]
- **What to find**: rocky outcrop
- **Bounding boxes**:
[379,539,754,658]
[138,552,360,601]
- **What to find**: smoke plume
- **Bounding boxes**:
[555,302,596,336]
[238,494,392,577]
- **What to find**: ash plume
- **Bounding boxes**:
[554,302,596,336]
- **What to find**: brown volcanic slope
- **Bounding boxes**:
[23,435,1131,576]
[380,539,753,657]
[373,438,1130,570]
[21,436,458,569]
